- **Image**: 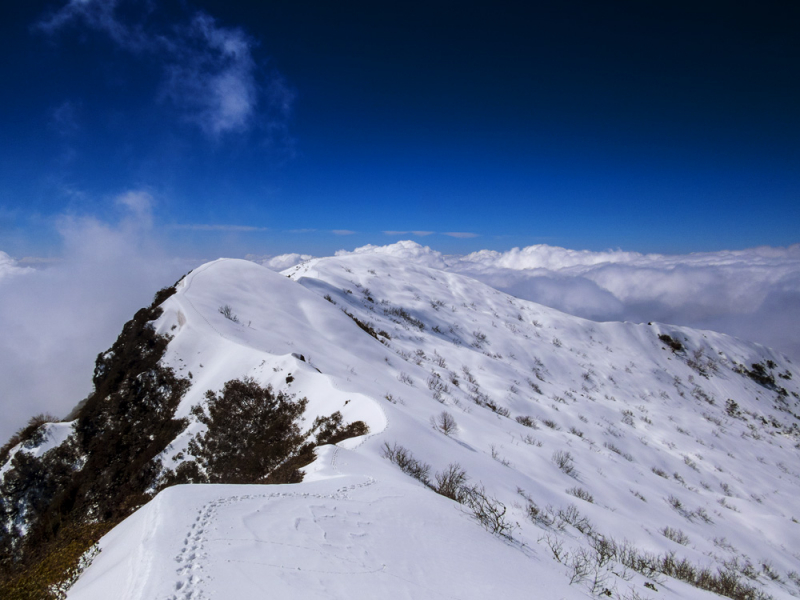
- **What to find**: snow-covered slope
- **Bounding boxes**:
[7,254,800,600]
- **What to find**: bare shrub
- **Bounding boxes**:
[383,305,425,330]
[658,334,684,353]
[543,533,568,562]
[604,442,633,461]
[568,547,594,584]
[568,426,584,438]
[218,304,240,323]
[431,411,458,436]
[462,485,514,539]
[515,415,538,428]
[426,374,450,401]
[472,330,487,346]
[552,450,576,476]
[434,463,469,502]
[558,504,594,534]
[652,467,669,478]
[621,409,635,427]
[661,526,690,545]
[683,455,700,471]
[0,413,60,466]
[382,442,431,486]
[567,486,594,503]
[490,444,511,467]
[398,372,413,386]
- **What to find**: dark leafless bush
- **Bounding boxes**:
[426,374,450,401]
[382,442,431,486]
[522,434,543,446]
[431,411,458,435]
[558,504,594,535]
[434,463,469,502]
[527,379,542,394]
[553,450,576,476]
[462,484,514,539]
[652,467,669,478]
[567,486,594,503]
[218,304,240,323]
[543,533,568,562]
[515,415,538,428]
[568,547,594,584]
[490,444,511,467]
[661,526,690,545]
[383,305,425,330]
[568,426,584,438]
[667,495,684,511]
[604,442,633,461]
[472,330,487,346]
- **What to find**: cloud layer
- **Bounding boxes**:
[37,0,293,139]
[332,241,800,362]
[3,233,798,445]
[0,195,197,444]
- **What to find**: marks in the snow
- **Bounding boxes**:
[168,481,379,599]
[171,499,217,600]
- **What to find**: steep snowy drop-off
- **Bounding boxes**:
[13,255,800,599]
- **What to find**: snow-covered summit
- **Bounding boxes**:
[4,253,800,600]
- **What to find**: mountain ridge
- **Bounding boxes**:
[2,254,799,599]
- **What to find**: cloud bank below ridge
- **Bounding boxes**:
[265,240,800,363]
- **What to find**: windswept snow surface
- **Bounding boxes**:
[67,256,800,599]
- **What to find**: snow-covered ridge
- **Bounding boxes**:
[6,254,800,599]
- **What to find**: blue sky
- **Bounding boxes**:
[1,0,799,259]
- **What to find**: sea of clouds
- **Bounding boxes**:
[3,231,799,445]
[262,240,800,366]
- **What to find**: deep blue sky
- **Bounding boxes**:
[1,0,799,259]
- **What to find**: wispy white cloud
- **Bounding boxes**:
[331,229,357,236]
[36,0,147,50]
[115,190,154,227]
[443,231,480,238]
[384,230,435,236]
[36,1,293,140]
[50,100,81,136]
[161,13,259,137]
[173,223,269,232]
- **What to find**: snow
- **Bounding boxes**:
[68,452,575,600]
[0,421,74,480]
[54,254,800,599]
